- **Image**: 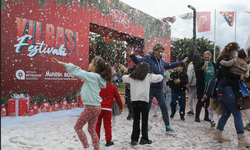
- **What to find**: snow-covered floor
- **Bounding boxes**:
[1,102,250,150]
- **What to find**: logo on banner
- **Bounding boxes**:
[110,9,130,28]
[16,70,25,80]
[14,17,79,58]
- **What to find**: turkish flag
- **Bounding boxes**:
[219,12,234,27]
[196,12,211,32]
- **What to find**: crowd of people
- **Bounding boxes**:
[51,42,250,150]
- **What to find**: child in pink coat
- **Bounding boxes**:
[152,97,160,117]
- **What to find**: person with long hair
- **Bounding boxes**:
[122,62,163,145]
[213,42,250,148]
[51,56,112,150]
[126,43,188,132]
[214,49,249,109]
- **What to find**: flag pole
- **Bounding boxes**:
[213,9,216,62]
[235,11,236,42]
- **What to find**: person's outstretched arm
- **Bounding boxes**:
[163,57,188,69]
[51,58,66,66]
[126,47,146,64]
[51,58,90,81]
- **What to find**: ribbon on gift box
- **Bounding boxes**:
[11,93,25,116]
[10,93,29,116]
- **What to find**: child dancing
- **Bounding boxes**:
[122,62,163,145]
[96,82,123,147]
[51,56,112,150]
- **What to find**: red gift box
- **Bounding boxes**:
[8,97,30,117]
[76,94,84,108]
[52,102,60,111]
[60,99,68,110]
[1,105,7,117]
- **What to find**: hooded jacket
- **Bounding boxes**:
[130,53,184,88]
[65,63,106,105]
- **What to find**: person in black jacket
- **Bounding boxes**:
[169,63,188,121]
[195,51,215,123]
[119,63,137,120]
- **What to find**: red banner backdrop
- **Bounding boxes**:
[1,0,171,98]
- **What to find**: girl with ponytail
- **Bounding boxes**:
[51,56,112,150]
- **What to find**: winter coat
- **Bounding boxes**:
[100,83,123,111]
[122,73,163,102]
[65,63,106,106]
[130,53,184,88]
[195,61,215,99]
[186,62,196,87]
[169,71,188,92]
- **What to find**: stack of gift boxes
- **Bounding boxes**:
[1,93,85,118]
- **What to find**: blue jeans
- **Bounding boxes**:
[170,91,186,117]
[166,89,180,110]
[217,86,244,134]
[166,89,172,110]
[149,87,170,127]
[217,77,240,100]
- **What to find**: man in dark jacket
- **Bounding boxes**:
[169,63,188,121]
[126,43,188,132]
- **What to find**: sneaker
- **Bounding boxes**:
[187,111,194,115]
[170,114,174,119]
[127,113,133,120]
[180,116,185,121]
[166,126,174,132]
[153,114,158,117]
[195,118,200,122]
[211,121,216,127]
[204,117,211,122]
[236,100,243,110]
[244,123,250,130]
[139,138,152,145]
[105,141,114,147]
[213,96,225,103]
[147,126,151,131]
[131,140,138,145]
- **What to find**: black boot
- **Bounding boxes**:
[139,137,152,145]
[105,141,114,146]
[195,115,200,122]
